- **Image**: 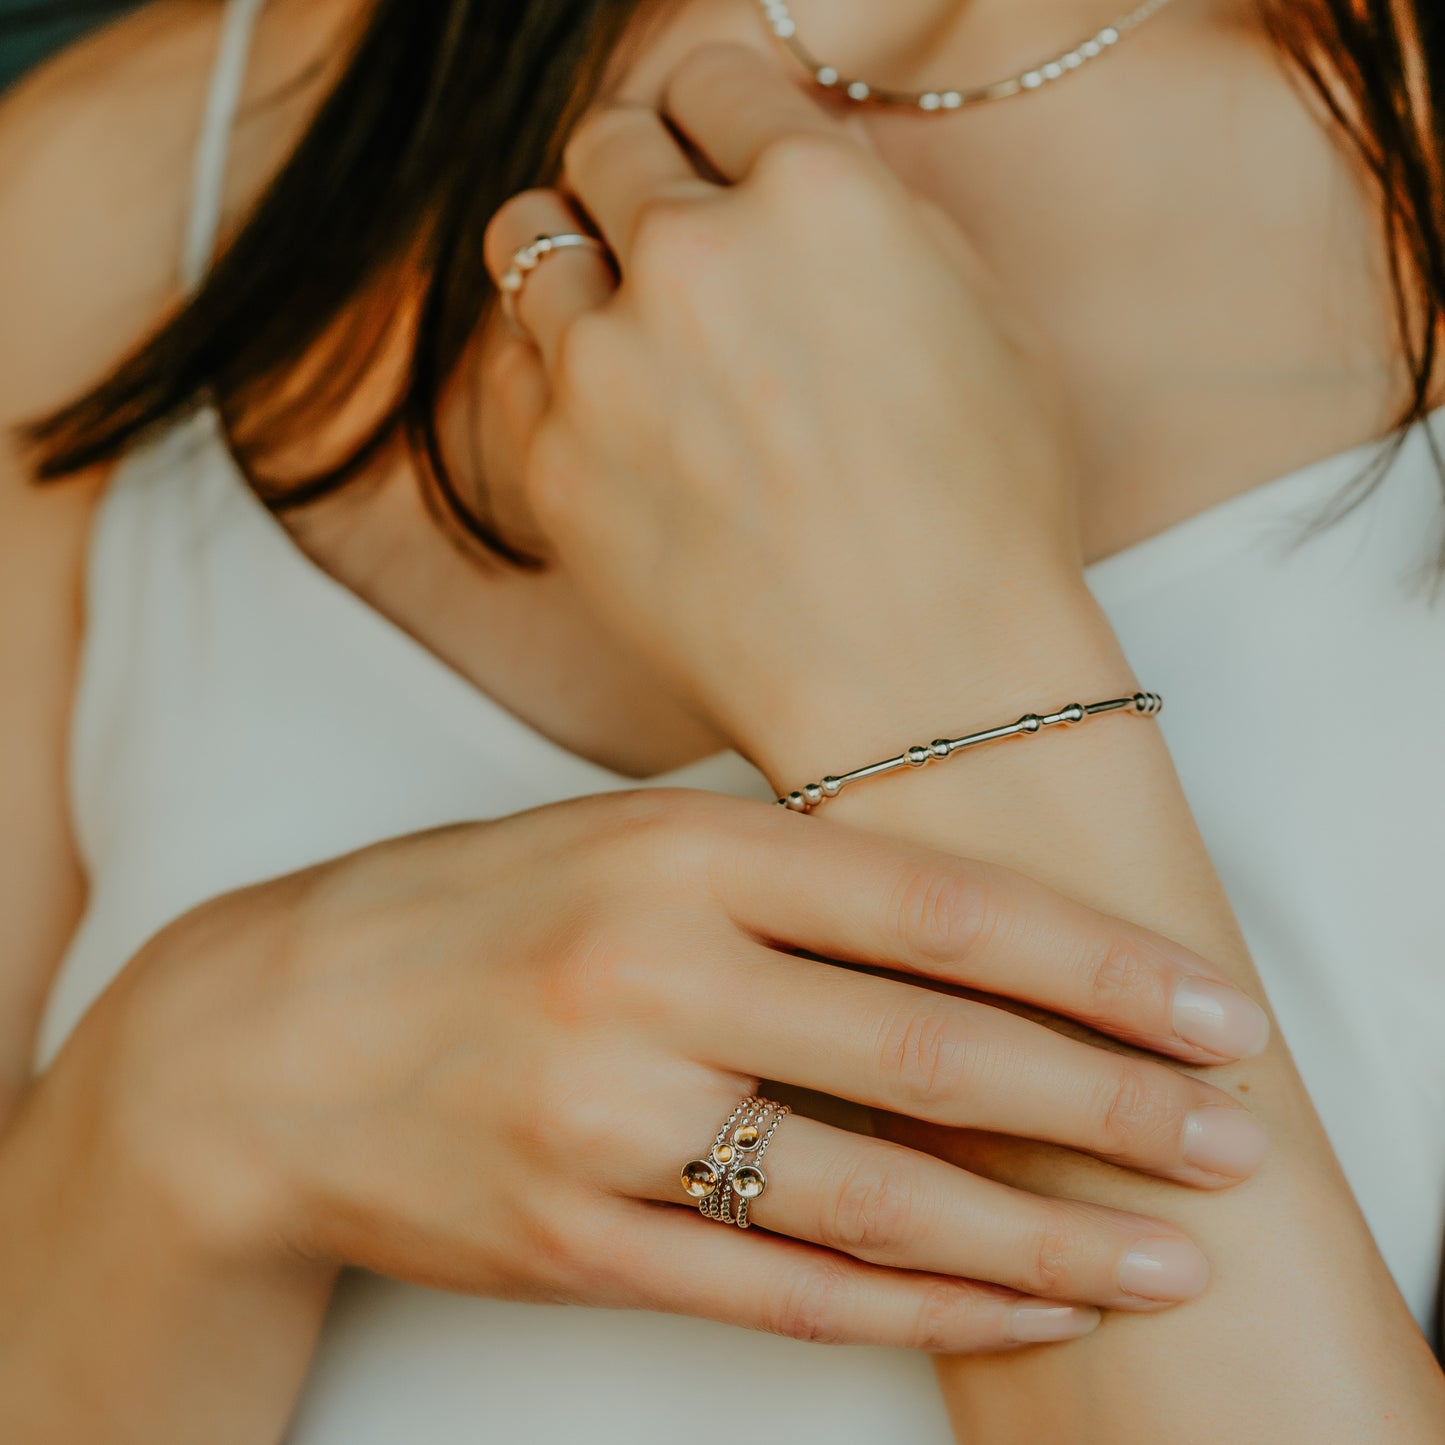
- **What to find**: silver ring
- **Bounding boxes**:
[680,1095,791,1230]
[498,232,608,327]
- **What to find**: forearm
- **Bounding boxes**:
[0,1016,333,1445]
[750,577,1445,1442]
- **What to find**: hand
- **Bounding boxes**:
[482,44,1088,761]
[79,790,1269,1353]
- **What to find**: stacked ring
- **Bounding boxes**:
[680,1095,791,1230]
[498,232,609,326]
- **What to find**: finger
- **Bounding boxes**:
[597,1201,1103,1352]
[480,331,549,467]
[483,188,615,369]
[626,1109,1209,1313]
[561,102,716,266]
[471,330,555,551]
[662,42,867,183]
[687,799,1270,1065]
[696,946,1268,1189]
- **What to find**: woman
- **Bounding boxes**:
[0,0,1440,1441]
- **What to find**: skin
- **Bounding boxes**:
[480,30,1445,1443]
[263,0,1407,779]
[0,3,1274,1437]
[0,0,1438,1441]
[7,793,1279,1441]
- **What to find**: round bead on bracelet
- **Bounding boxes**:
[777,692,1164,814]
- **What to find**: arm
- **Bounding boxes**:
[0,12,344,1439]
[0,17,1286,1441]
[750,592,1443,1442]
[0,353,329,1445]
[487,42,1445,1439]
[0,1079,335,1445]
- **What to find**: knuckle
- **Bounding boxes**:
[542,913,651,1025]
[589,788,728,885]
[878,1006,973,1113]
[1082,934,1160,1023]
[768,1262,854,1344]
[562,104,637,180]
[544,1073,629,1165]
[578,785,681,842]
[669,42,755,98]
[1093,1059,1179,1159]
[891,864,998,965]
[908,1279,978,1353]
[823,1156,918,1258]
[754,130,872,198]
[628,193,718,283]
[1022,1216,1082,1296]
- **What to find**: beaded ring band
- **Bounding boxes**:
[498,233,609,327]
[731,1102,788,1230]
[680,1096,791,1230]
[777,692,1164,814]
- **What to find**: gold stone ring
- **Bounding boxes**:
[680,1096,791,1230]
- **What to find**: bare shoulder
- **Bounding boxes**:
[0,0,352,1106]
[0,0,354,434]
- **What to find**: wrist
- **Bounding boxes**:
[68,950,330,1283]
[744,571,1128,794]
[14,1054,333,1289]
[1,1033,335,1445]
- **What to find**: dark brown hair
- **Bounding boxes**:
[1264,1,1445,530]
[10,0,1445,562]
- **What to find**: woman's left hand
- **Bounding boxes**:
[483,44,1101,767]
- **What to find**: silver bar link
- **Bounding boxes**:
[777,692,1164,814]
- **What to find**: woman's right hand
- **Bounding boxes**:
[77,789,1270,1353]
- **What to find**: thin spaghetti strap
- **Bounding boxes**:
[181,0,267,292]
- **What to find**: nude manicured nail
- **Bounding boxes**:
[1008,1304,1102,1344]
[1182,1107,1269,1179]
[1117,1238,1211,1302]
[1171,977,1271,1058]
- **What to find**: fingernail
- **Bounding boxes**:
[1008,1304,1102,1344]
[1172,977,1271,1058]
[1182,1106,1269,1178]
[1118,1238,1211,1302]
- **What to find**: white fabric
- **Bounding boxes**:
[37,2,1445,1437]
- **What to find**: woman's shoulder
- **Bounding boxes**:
[0,8,212,441]
[0,0,355,444]
[0,0,353,1064]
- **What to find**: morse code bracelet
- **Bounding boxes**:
[776,691,1164,813]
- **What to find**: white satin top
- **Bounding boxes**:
[36,2,1445,1439]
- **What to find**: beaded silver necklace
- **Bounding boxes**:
[756,0,1178,112]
